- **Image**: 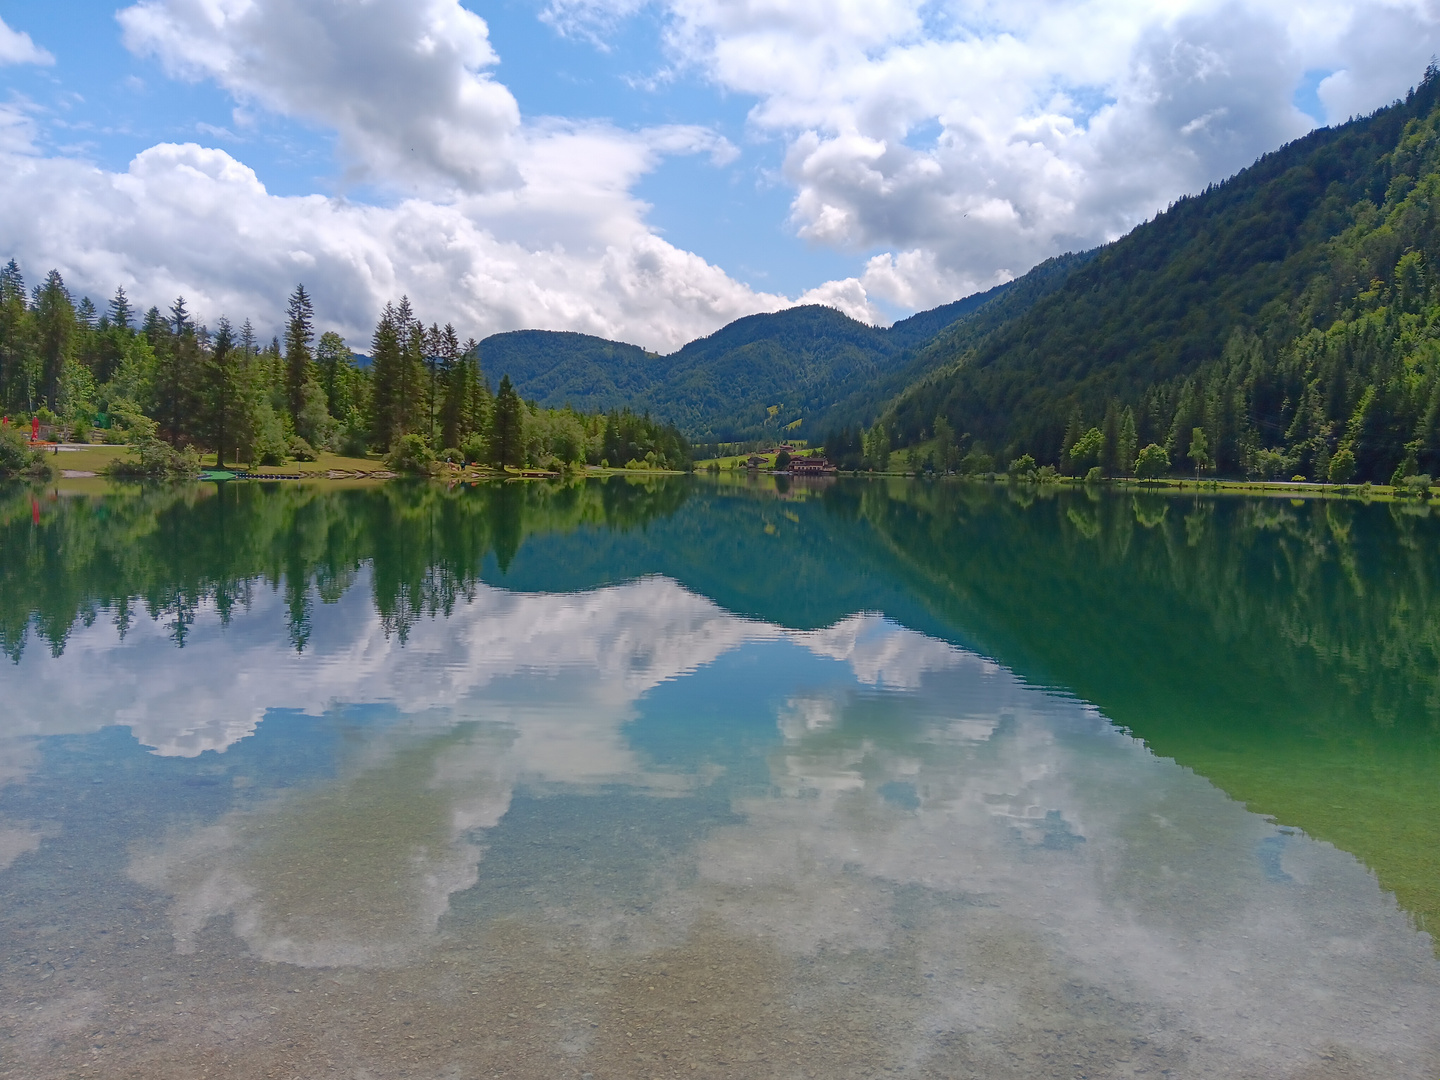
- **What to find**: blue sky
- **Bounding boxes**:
[0,0,1435,350]
[1,0,859,299]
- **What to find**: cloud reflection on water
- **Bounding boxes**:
[0,572,1437,1075]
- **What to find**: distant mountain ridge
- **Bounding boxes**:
[477,276,1049,442]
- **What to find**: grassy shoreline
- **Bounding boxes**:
[23,442,1433,503]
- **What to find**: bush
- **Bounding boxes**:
[1403,474,1433,495]
[288,436,318,462]
[1291,474,1307,483]
[459,434,487,465]
[1085,465,1103,484]
[775,450,792,470]
[1008,453,1036,480]
[0,426,54,480]
[959,449,993,475]
[384,433,437,475]
[102,437,201,479]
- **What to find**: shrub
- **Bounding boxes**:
[1008,453,1036,480]
[437,447,465,465]
[288,436,318,462]
[1085,465,1103,484]
[384,433,437,475]
[460,434,487,465]
[0,426,54,480]
[959,449,993,475]
[102,437,201,479]
[775,450,792,470]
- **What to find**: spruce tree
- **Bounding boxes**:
[397,306,426,444]
[34,270,75,409]
[369,302,401,450]
[284,284,315,426]
[0,261,29,410]
[490,374,523,468]
[1118,406,1138,476]
[108,287,132,331]
[207,317,237,466]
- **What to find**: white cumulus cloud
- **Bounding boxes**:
[0,15,53,66]
[118,0,520,193]
[549,0,1440,301]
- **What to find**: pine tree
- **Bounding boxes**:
[1101,401,1120,475]
[1118,406,1138,476]
[34,270,75,409]
[369,302,401,450]
[206,317,238,466]
[397,307,426,443]
[0,260,30,411]
[284,284,314,426]
[440,351,471,451]
[490,374,523,468]
[108,287,132,331]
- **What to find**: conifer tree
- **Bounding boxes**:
[34,270,75,409]
[490,374,523,468]
[152,297,200,444]
[284,284,314,426]
[369,302,401,450]
[0,261,30,410]
[108,287,132,331]
[1118,406,1138,476]
[397,304,426,443]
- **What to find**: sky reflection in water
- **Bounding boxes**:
[0,484,1437,1079]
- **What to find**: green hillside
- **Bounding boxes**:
[476,330,662,416]
[480,279,1040,442]
[884,66,1440,483]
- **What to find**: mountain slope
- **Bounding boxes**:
[884,67,1440,481]
[476,330,662,415]
[478,274,1060,442]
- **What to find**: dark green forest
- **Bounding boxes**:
[0,275,690,474]
[883,65,1440,483]
[480,288,1018,442]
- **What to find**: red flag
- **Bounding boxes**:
[31,416,39,442]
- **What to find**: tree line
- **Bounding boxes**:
[0,268,690,472]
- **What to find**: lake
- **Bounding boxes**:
[0,476,1437,1079]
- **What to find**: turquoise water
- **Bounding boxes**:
[0,478,1437,1079]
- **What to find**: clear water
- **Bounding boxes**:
[0,478,1437,1079]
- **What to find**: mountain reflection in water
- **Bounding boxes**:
[0,477,1436,1079]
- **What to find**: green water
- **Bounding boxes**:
[0,476,1437,1078]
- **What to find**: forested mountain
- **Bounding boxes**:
[881,65,1440,483]
[481,281,1031,442]
[477,330,660,417]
